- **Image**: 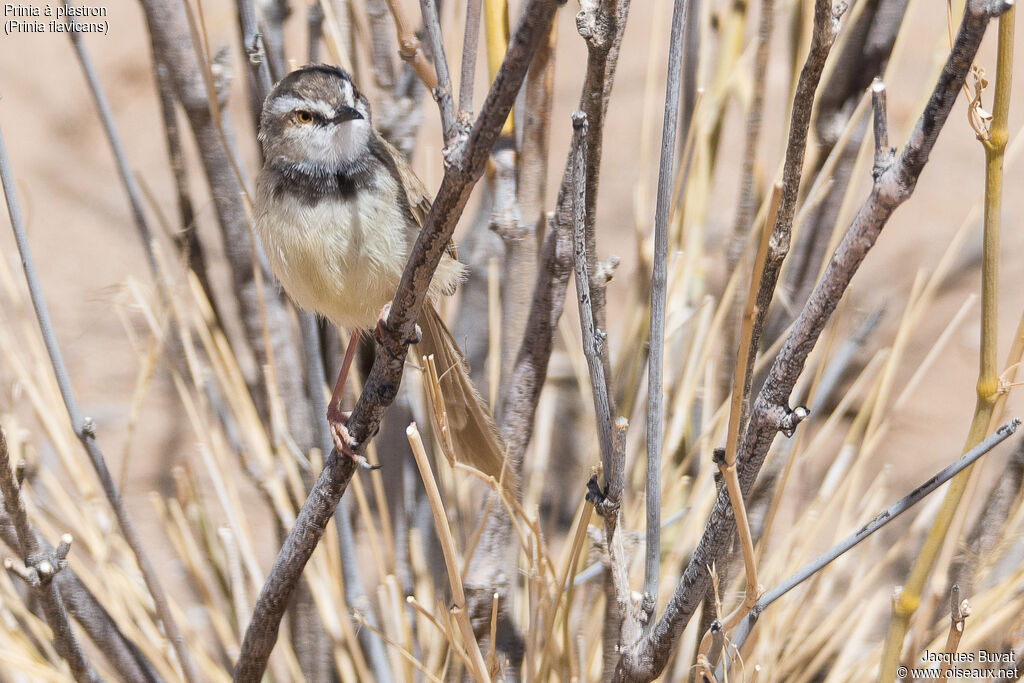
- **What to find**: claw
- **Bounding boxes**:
[328,409,359,461]
[374,303,422,354]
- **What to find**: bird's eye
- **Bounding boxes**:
[296,110,314,124]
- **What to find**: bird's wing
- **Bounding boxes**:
[382,136,460,261]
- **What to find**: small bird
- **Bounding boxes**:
[255,64,508,484]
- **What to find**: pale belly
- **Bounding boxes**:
[256,191,410,330]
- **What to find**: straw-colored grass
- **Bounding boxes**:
[0,0,1022,680]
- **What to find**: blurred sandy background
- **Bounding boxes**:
[1,0,1023,616]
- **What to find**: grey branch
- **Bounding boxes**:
[645,0,687,616]
[233,2,561,678]
[420,0,458,144]
[571,111,615,478]
[1,427,99,683]
[0,507,164,683]
[728,419,1020,654]
[459,0,483,116]
[65,2,158,277]
[236,0,274,129]
[612,1,1012,679]
[0,122,199,683]
[139,0,312,449]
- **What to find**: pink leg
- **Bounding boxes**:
[328,329,361,459]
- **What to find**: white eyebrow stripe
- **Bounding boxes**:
[268,95,336,120]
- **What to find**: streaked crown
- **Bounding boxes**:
[258,65,373,175]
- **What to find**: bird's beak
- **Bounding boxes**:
[333,106,363,123]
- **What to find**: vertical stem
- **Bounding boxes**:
[644,0,687,617]
[0,125,199,683]
[460,0,484,115]
[879,6,1013,681]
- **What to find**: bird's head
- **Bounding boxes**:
[258,65,372,175]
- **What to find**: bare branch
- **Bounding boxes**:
[779,0,908,337]
[0,122,199,683]
[460,0,484,116]
[233,3,561,677]
[570,111,615,477]
[645,0,687,615]
[0,508,162,681]
[1,427,99,683]
[871,78,892,176]
[613,1,1013,677]
[726,420,1018,657]
[384,0,439,89]
[938,584,972,680]
[308,1,325,63]
[420,0,458,144]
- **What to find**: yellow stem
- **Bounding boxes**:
[483,0,514,134]
[878,8,1013,681]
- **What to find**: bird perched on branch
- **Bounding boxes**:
[254,64,509,486]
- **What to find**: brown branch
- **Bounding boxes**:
[463,2,632,665]
[938,585,971,680]
[232,2,561,678]
[779,0,909,338]
[594,417,633,681]
[577,0,632,399]
[384,0,439,89]
[736,0,842,442]
[612,0,1012,678]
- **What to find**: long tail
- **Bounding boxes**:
[417,303,516,492]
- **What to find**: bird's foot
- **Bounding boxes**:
[327,404,358,459]
[326,405,380,470]
[374,303,422,360]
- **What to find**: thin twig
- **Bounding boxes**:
[571,111,614,478]
[0,427,99,683]
[727,419,1018,654]
[613,1,1012,676]
[460,0,484,116]
[384,0,439,89]
[420,0,458,144]
[0,123,199,683]
[233,3,560,677]
[644,0,687,616]
[64,2,158,277]
[937,585,971,681]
